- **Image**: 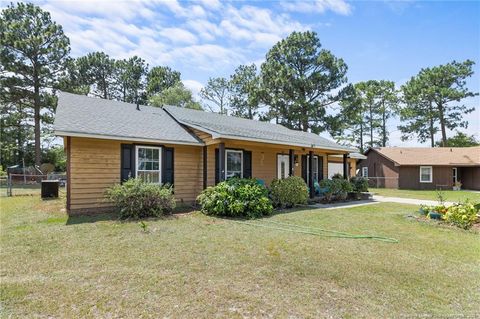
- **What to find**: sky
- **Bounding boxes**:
[5,0,480,146]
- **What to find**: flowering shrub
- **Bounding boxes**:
[444,203,478,229]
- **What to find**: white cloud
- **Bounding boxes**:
[281,0,352,15]
[159,28,198,45]
[183,79,204,96]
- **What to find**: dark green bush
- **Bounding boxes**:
[197,178,273,218]
[350,176,369,193]
[105,178,176,219]
[319,178,353,202]
[270,176,308,208]
[331,173,344,179]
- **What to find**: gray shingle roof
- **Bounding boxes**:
[54,92,203,145]
[164,105,354,152]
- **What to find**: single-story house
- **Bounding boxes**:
[357,147,480,190]
[54,92,358,215]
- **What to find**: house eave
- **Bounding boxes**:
[55,130,205,146]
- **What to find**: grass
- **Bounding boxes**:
[370,187,480,203]
[1,196,479,318]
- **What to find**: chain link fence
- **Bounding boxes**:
[2,173,66,197]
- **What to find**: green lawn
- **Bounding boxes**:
[1,197,479,318]
[370,187,480,203]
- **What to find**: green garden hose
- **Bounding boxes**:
[234,219,399,243]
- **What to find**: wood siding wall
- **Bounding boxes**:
[68,137,203,214]
[357,150,399,188]
[67,133,349,214]
[204,140,330,187]
[398,166,453,190]
[459,167,480,190]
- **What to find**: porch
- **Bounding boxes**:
[201,139,353,198]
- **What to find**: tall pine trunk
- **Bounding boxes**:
[428,101,435,147]
[438,102,448,147]
[360,121,364,152]
[369,102,373,147]
[33,67,41,168]
[381,101,386,147]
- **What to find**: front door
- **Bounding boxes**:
[277,154,289,179]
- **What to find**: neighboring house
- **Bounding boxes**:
[54,92,357,215]
[357,147,480,190]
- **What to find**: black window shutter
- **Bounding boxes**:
[301,155,307,182]
[243,150,252,178]
[121,144,134,182]
[163,147,174,185]
[215,149,219,184]
[318,156,324,181]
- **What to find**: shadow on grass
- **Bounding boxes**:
[65,205,197,225]
[66,212,119,225]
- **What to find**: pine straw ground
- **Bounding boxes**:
[1,196,479,318]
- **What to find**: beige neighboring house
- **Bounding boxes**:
[357,147,480,190]
[54,92,358,215]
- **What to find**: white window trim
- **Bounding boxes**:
[135,145,162,184]
[419,166,432,183]
[452,167,457,183]
[362,167,368,178]
[225,149,243,179]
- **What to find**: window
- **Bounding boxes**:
[362,167,368,178]
[306,155,319,182]
[452,167,457,184]
[226,149,243,179]
[136,146,161,183]
[419,166,432,183]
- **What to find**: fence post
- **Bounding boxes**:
[7,173,12,197]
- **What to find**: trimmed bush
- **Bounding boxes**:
[444,202,478,229]
[350,176,369,193]
[105,178,176,219]
[319,178,353,202]
[197,178,273,218]
[270,176,308,208]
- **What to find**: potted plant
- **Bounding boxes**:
[453,181,462,191]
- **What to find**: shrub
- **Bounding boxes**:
[350,176,368,193]
[105,178,176,219]
[319,178,352,202]
[270,176,308,208]
[331,173,344,179]
[197,178,273,218]
[444,202,478,229]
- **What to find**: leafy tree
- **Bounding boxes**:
[229,64,261,119]
[399,60,478,147]
[146,66,181,98]
[57,57,90,95]
[435,131,479,147]
[76,51,116,99]
[1,2,70,167]
[260,31,348,133]
[115,56,148,104]
[150,83,202,110]
[199,77,230,114]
